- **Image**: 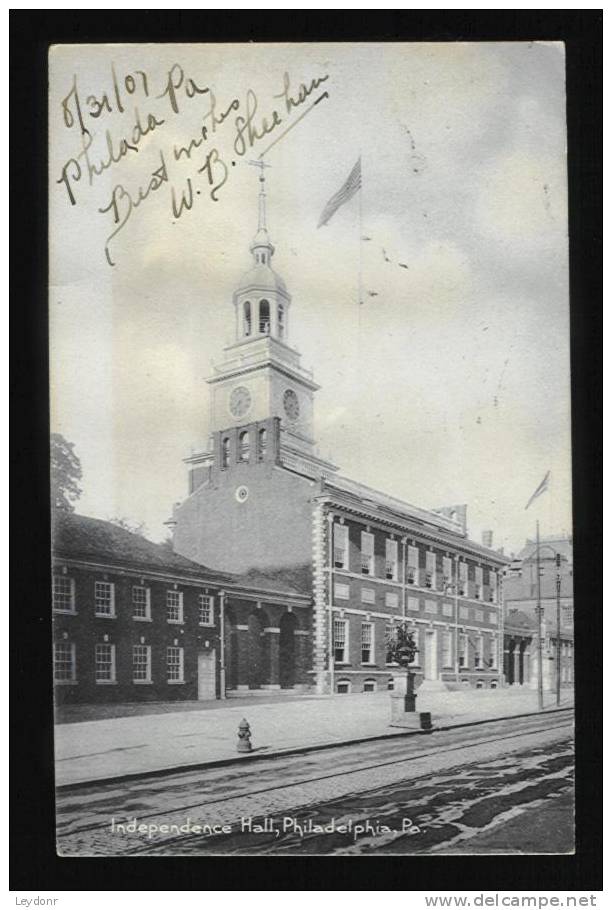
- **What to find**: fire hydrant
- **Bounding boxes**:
[237,717,253,753]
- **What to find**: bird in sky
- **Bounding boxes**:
[368,291,379,297]
[398,262,409,269]
[382,248,392,263]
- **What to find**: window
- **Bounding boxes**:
[167,590,184,623]
[334,582,349,601]
[442,631,453,668]
[54,642,76,682]
[459,634,468,668]
[442,602,453,617]
[334,523,348,570]
[259,299,270,334]
[244,301,252,336]
[489,571,497,603]
[407,545,419,584]
[562,606,573,625]
[490,612,497,625]
[360,531,374,575]
[442,556,452,587]
[385,591,399,609]
[458,562,468,596]
[385,539,398,580]
[361,622,374,663]
[387,676,395,691]
[336,679,351,694]
[476,679,484,689]
[167,646,184,683]
[407,597,419,612]
[363,679,376,693]
[53,575,75,613]
[132,586,151,620]
[95,581,115,617]
[95,643,116,683]
[425,600,437,615]
[221,437,230,469]
[238,431,250,463]
[475,609,484,622]
[385,624,398,663]
[474,636,484,669]
[278,304,285,340]
[425,551,437,589]
[475,566,483,600]
[133,645,151,683]
[361,588,375,605]
[257,428,267,462]
[459,606,469,620]
[333,619,348,663]
[198,594,214,625]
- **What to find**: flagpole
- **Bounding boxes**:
[358,154,363,319]
[536,519,544,710]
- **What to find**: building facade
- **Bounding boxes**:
[502,534,574,689]
[52,512,311,703]
[171,172,508,694]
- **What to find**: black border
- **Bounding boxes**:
[11,10,602,893]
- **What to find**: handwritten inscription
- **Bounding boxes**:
[56,64,330,266]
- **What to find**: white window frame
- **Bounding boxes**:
[132,585,151,621]
[361,587,375,605]
[407,596,419,612]
[333,618,348,664]
[94,580,115,618]
[474,635,484,669]
[385,623,398,664]
[334,582,349,601]
[133,644,152,683]
[442,556,453,587]
[360,531,374,576]
[166,590,184,624]
[442,602,453,617]
[425,551,437,589]
[489,570,498,603]
[385,591,399,609]
[385,538,398,580]
[490,636,498,670]
[167,646,184,683]
[95,643,116,684]
[425,600,437,615]
[407,545,419,584]
[475,609,484,622]
[459,633,468,668]
[333,523,349,571]
[458,562,468,596]
[198,593,215,626]
[459,606,470,620]
[361,621,374,664]
[442,631,453,668]
[475,566,483,600]
[52,575,76,614]
[53,641,76,683]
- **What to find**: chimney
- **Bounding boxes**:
[482,529,493,548]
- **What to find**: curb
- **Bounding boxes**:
[56,704,573,793]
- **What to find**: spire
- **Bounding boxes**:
[248,160,274,264]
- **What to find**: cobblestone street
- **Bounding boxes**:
[56,710,573,856]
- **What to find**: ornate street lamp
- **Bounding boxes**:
[386,622,418,712]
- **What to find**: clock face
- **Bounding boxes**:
[229,386,252,419]
[283,388,300,421]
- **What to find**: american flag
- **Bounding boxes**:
[317,158,361,228]
[525,471,551,510]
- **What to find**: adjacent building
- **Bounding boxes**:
[171,171,508,694]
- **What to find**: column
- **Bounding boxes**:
[512,646,520,686]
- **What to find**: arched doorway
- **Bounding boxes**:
[279,612,297,688]
[248,611,266,689]
[224,608,238,690]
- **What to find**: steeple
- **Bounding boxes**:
[233,163,290,343]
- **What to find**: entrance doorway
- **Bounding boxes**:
[197,650,216,700]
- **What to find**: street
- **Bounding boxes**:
[56,709,574,856]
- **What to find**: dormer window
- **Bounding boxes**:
[243,301,252,337]
[238,431,250,463]
[278,304,285,340]
[259,299,270,334]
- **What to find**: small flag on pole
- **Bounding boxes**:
[317,157,361,228]
[525,471,550,510]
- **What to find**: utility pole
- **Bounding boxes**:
[556,551,562,706]
[536,520,544,710]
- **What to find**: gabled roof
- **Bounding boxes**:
[52,511,234,583]
[517,536,573,564]
[505,609,537,633]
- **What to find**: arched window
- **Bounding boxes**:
[238,431,250,463]
[336,679,351,694]
[243,301,252,337]
[221,437,230,469]
[257,427,267,462]
[363,678,377,693]
[259,299,270,334]
[278,304,285,340]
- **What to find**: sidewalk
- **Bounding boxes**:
[54,687,574,787]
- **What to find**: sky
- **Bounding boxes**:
[49,42,571,555]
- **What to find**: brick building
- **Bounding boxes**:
[502,534,574,689]
[52,512,311,703]
[171,171,508,694]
